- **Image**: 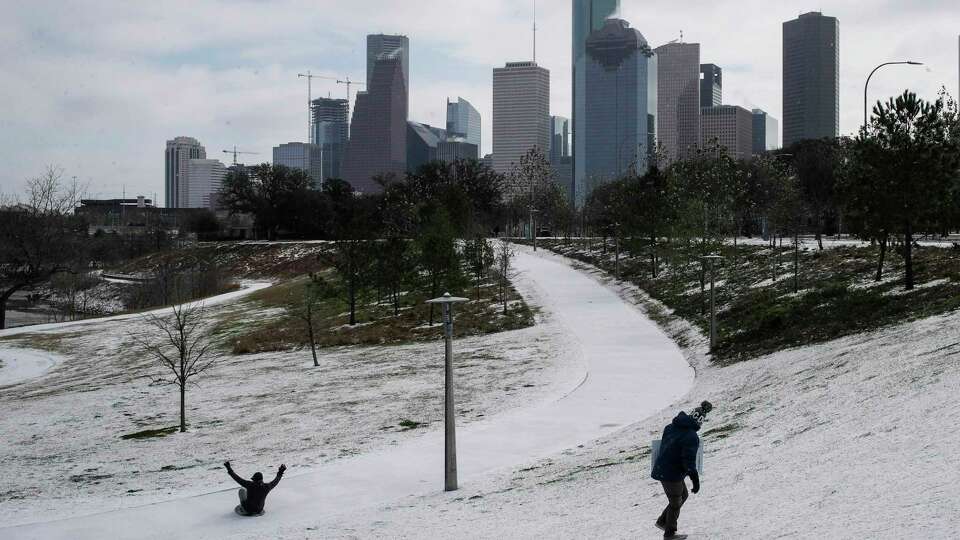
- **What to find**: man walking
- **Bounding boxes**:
[651,402,711,539]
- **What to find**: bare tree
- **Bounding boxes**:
[136,303,216,433]
[495,239,515,315]
[293,273,329,367]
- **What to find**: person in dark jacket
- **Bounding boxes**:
[224,461,286,516]
[651,410,703,539]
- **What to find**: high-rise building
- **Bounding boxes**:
[437,138,479,163]
[311,97,349,181]
[751,109,780,154]
[782,12,839,146]
[273,142,324,188]
[342,50,408,194]
[700,64,722,108]
[367,34,409,101]
[701,105,754,161]
[446,97,481,148]
[492,61,550,179]
[655,42,701,162]
[582,18,657,202]
[573,0,621,206]
[165,137,206,209]
[549,116,571,164]
[407,121,447,171]
[185,158,226,209]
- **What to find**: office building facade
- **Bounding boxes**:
[342,51,408,193]
[446,97,481,148]
[185,159,226,209]
[311,97,349,181]
[782,12,839,146]
[273,142,324,188]
[573,0,621,206]
[550,116,571,164]
[700,64,722,108]
[438,139,479,163]
[752,109,780,154]
[165,137,206,209]
[701,105,754,161]
[655,42,701,162]
[407,121,447,171]
[492,61,550,179]
[582,18,657,202]
[367,34,409,101]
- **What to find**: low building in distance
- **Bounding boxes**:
[407,121,448,171]
[273,142,324,189]
[752,109,780,154]
[446,97,481,148]
[438,137,479,162]
[185,158,227,209]
[582,18,657,202]
[701,105,754,161]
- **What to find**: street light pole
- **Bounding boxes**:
[425,293,469,492]
[864,61,923,128]
[703,255,723,351]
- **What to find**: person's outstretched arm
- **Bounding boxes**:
[224,461,253,489]
[269,464,287,489]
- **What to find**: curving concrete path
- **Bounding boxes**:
[5,247,694,540]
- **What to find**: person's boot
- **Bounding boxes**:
[663,534,687,539]
[655,520,666,532]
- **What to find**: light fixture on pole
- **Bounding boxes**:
[425,292,469,492]
[864,61,924,128]
[702,255,723,352]
[528,207,540,251]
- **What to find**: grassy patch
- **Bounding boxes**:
[398,419,426,431]
[527,238,960,363]
[120,426,179,440]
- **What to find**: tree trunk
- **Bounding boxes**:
[179,384,187,433]
[0,296,6,331]
[794,232,800,294]
[348,279,357,326]
[904,222,915,291]
[875,236,887,282]
[307,311,319,367]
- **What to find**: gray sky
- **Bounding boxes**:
[0,0,957,200]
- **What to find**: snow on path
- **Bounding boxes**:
[0,281,273,339]
[5,247,694,540]
[0,348,63,387]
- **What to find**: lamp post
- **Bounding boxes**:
[702,255,723,351]
[528,207,540,251]
[425,292,469,492]
[864,61,923,128]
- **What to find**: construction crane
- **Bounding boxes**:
[298,71,364,143]
[222,146,260,166]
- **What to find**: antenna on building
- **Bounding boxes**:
[680,30,684,43]
[533,0,537,63]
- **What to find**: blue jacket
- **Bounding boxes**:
[651,412,701,482]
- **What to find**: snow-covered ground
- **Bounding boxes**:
[1,246,694,539]
[0,348,63,387]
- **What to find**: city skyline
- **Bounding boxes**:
[1,1,956,199]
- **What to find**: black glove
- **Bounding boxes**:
[689,471,700,494]
[278,464,287,474]
[223,461,231,469]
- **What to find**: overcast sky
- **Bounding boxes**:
[0,0,957,200]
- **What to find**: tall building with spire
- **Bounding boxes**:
[654,42,701,162]
[573,0,621,206]
[164,137,206,209]
[342,50,408,194]
[782,12,839,146]
[492,61,550,180]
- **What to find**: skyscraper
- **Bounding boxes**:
[437,139,479,163]
[582,18,657,201]
[342,50,408,194]
[752,109,780,154]
[492,61,550,179]
[407,121,447,172]
[700,64,722,108]
[185,159,227,209]
[573,0,621,206]
[311,97,349,181]
[273,143,324,188]
[165,137,206,209]
[549,116,570,164]
[782,12,839,147]
[655,42,701,162]
[701,105,754,161]
[367,34,409,101]
[446,97,481,148]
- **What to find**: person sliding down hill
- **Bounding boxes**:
[651,401,712,539]
[224,461,286,516]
